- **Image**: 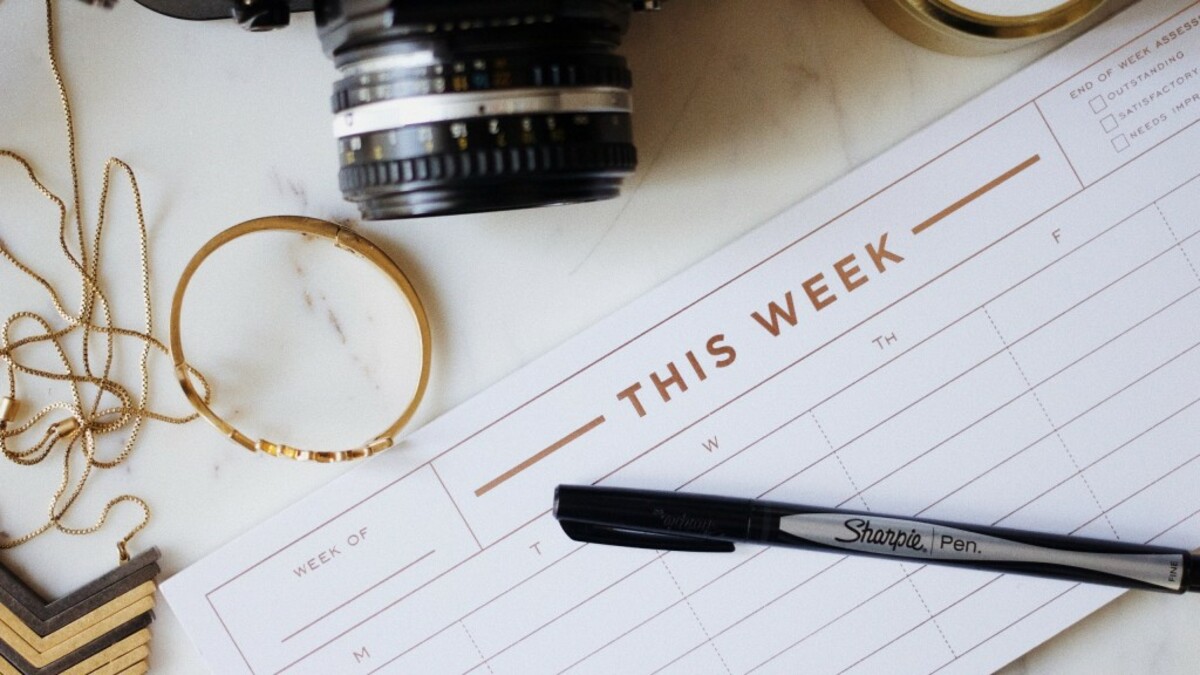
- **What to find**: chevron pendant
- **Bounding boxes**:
[0,549,159,674]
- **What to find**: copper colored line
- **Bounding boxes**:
[1071,444,1200,535]
[747,572,916,673]
[280,550,436,644]
[559,549,769,675]
[929,584,1081,674]
[433,464,482,549]
[1001,393,1200,528]
[206,6,1200,611]
[834,576,1004,674]
[914,338,1200,519]
[475,416,607,497]
[1034,101,1083,188]
[911,155,1041,236]
[1148,504,1200,545]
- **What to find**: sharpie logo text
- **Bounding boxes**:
[653,509,714,535]
[836,518,928,553]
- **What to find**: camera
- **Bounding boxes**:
[131,0,665,220]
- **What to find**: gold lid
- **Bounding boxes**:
[864,0,1108,55]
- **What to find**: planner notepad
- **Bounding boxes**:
[163,1,1200,672]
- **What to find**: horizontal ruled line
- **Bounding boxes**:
[912,154,1041,236]
[475,415,607,497]
[280,550,435,644]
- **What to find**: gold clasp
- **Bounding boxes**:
[49,417,80,440]
[333,225,363,256]
[0,397,18,430]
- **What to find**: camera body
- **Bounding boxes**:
[131,0,660,220]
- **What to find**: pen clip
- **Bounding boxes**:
[559,520,735,553]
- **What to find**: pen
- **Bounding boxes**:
[554,485,1200,593]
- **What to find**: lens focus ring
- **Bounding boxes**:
[338,111,635,217]
[340,143,637,191]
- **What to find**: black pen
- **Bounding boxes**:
[554,485,1200,593]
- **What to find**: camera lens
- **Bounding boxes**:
[316,1,640,220]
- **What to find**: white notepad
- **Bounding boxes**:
[163,1,1200,672]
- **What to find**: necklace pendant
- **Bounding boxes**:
[0,548,159,674]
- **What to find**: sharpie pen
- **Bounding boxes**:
[554,485,1200,593]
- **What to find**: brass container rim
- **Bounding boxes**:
[866,0,1108,55]
[919,0,1107,39]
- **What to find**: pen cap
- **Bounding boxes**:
[554,485,753,542]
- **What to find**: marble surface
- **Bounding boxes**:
[0,0,1196,672]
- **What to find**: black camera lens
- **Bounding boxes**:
[316,1,641,220]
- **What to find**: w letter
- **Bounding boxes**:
[752,292,799,337]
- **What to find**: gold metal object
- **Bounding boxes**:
[49,417,80,440]
[0,548,160,674]
[169,216,432,463]
[0,0,179,561]
[0,398,17,429]
[864,0,1107,55]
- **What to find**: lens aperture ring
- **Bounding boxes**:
[333,54,631,112]
[334,87,630,139]
[339,111,632,162]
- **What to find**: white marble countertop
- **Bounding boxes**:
[1,0,1197,672]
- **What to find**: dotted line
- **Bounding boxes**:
[811,411,957,658]
[461,621,495,674]
[901,567,959,658]
[811,412,863,497]
[982,308,1120,539]
[659,557,733,675]
[1154,203,1200,284]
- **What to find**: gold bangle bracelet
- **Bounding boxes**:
[169,216,432,463]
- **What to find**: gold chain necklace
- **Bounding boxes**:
[0,0,210,563]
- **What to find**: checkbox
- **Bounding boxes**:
[1090,95,1107,113]
[1101,114,1118,132]
[1112,134,1129,152]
